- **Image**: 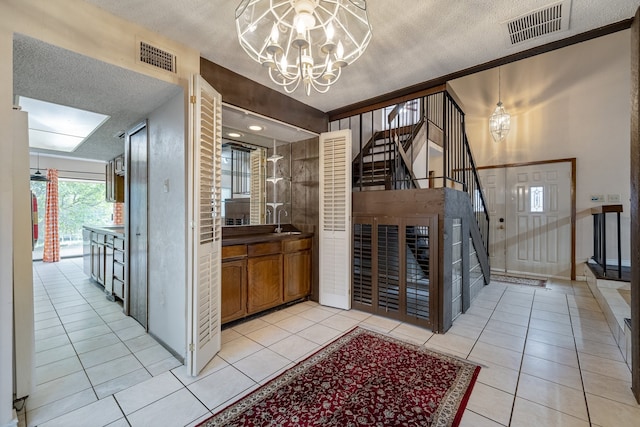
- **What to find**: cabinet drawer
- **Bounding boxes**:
[114,237,125,250]
[105,235,114,246]
[248,241,281,257]
[113,278,124,299]
[283,238,311,253]
[113,261,125,281]
[222,244,247,260]
[92,233,105,244]
[113,249,124,263]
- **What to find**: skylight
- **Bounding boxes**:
[18,96,110,152]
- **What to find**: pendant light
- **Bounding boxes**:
[489,67,510,143]
[30,153,49,182]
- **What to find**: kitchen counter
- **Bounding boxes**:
[83,225,125,237]
[83,226,126,301]
[222,231,313,246]
[222,224,312,246]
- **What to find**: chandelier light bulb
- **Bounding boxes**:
[235,0,372,95]
[326,21,335,41]
[270,23,279,43]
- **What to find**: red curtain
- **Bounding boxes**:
[42,169,59,263]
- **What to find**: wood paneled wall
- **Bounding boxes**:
[200,58,328,134]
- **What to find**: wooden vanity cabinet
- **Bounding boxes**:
[221,245,247,324]
[283,238,312,302]
[221,236,312,324]
[247,242,283,314]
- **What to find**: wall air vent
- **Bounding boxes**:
[139,41,176,73]
[504,1,571,46]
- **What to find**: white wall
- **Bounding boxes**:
[0,1,200,423]
[450,30,632,273]
[147,89,187,357]
[29,154,106,181]
[13,111,34,402]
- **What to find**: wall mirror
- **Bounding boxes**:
[221,104,317,226]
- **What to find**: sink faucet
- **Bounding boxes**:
[275,209,288,233]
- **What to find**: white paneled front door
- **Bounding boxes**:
[479,162,572,278]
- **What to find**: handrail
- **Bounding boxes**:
[347,88,491,257]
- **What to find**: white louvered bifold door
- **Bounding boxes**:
[249,148,265,225]
[188,75,222,376]
[319,129,352,309]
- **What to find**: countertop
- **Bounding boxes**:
[222,231,313,246]
[84,225,125,237]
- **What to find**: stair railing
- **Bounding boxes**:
[344,88,490,254]
[442,91,490,254]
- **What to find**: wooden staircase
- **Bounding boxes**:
[352,126,419,189]
[347,87,491,333]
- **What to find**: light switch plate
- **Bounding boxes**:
[607,194,621,203]
[590,194,604,202]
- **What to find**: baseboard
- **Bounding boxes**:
[3,410,18,427]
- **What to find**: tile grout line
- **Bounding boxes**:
[566,284,594,426]
[27,263,100,425]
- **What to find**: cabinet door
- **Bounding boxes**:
[114,155,125,175]
[104,243,114,296]
[113,278,125,300]
[91,241,100,281]
[284,249,311,302]
[105,161,114,202]
[221,259,247,324]
[247,254,283,314]
[114,175,125,203]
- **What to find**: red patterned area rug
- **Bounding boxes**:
[198,327,480,427]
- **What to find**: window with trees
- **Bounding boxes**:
[31,179,113,260]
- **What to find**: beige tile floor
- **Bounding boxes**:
[20,259,640,426]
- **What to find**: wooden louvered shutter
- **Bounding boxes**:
[188,75,222,376]
[249,148,265,224]
[319,129,352,309]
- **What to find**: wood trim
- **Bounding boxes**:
[571,159,577,282]
[330,85,447,121]
[328,19,633,121]
[630,6,640,404]
[478,158,577,281]
[200,57,328,134]
[476,157,576,170]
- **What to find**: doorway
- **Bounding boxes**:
[478,160,575,279]
[127,121,149,329]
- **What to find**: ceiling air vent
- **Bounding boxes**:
[504,0,571,46]
[139,41,176,73]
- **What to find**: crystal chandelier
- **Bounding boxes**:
[235,0,372,95]
[489,67,510,142]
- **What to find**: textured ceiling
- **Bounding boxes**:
[14,1,640,160]
[13,34,311,161]
[84,0,640,112]
[13,34,182,161]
